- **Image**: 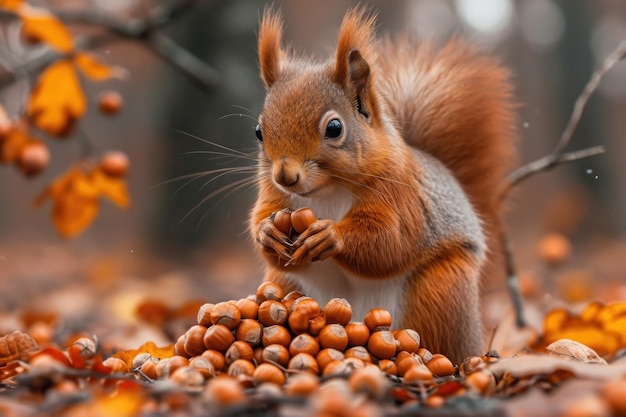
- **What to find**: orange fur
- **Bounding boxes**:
[250,8,517,362]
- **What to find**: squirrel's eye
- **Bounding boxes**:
[325,118,343,139]
[255,124,263,142]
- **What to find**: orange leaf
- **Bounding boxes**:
[52,191,99,238]
[0,124,28,163]
[93,167,130,209]
[27,59,86,137]
[74,52,125,81]
[0,0,23,12]
[19,7,73,53]
[113,341,175,369]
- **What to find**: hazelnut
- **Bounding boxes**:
[344,346,372,363]
[170,366,204,388]
[316,348,345,372]
[235,319,263,347]
[417,348,433,364]
[100,150,129,177]
[174,334,188,358]
[235,298,259,320]
[319,324,348,351]
[256,281,284,302]
[258,300,288,326]
[204,376,245,405]
[281,291,305,312]
[307,314,326,336]
[323,298,352,325]
[253,363,286,387]
[102,357,128,374]
[225,340,254,365]
[183,324,208,357]
[465,369,496,395]
[288,352,319,375]
[70,336,97,360]
[290,207,316,233]
[284,372,320,396]
[348,364,389,400]
[426,353,455,377]
[367,330,397,360]
[261,344,290,367]
[393,329,420,353]
[364,308,392,332]
[289,297,321,334]
[140,356,159,380]
[262,325,291,347]
[98,91,123,115]
[227,358,255,377]
[377,359,398,376]
[210,302,241,330]
[397,354,423,377]
[189,356,215,379]
[203,324,235,353]
[289,333,320,357]
[273,209,293,235]
[132,352,152,370]
[17,140,49,177]
[197,303,215,327]
[322,359,354,377]
[403,363,433,384]
[200,349,226,372]
[345,322,370,347]
[426,395,445,408]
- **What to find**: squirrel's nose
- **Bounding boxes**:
[273,159,300,187]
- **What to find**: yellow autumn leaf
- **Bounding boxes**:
[74,51,125,81]
[52,191,99,238]
[28,59,86,136]
[0,0,23,12]
[19,6,73,53]
[92,167,130,209]
[113,341,175,369]
[0,124,28,163]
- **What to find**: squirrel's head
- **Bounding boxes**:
[255,7,392,199]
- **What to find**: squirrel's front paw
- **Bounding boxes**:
[256,216,293,262]
[288,219,343,266]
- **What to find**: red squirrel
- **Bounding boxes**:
[250,8,517,362]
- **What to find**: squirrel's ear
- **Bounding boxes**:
[334,8,377,117]
[258,8,284,88]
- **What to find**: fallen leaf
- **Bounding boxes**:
[113,341,175,369]
[0,331,38,365]
[52,191,99,238]
[546,338,607,364]
[0,0,23,12]
[92,168,130,209]
[27,59,86,136]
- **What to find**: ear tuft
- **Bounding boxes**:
[258,7,284,88]
[334,7,377,87]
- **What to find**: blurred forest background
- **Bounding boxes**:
[0,0,625,330]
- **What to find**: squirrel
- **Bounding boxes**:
[250,7,517,363]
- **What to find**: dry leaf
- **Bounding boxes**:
[18,7,73,53]
[0,330,38,365]
[74,52,125,81]
[113,341,175,369]
[64,381,144,417]
[92,167,130,209]
[0,124,28,163]
[27,59,86,136]
[0,0,23,12]
[546,338,607,364]
[52,191,99,238]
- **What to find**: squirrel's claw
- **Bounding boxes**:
[290,220,343,264]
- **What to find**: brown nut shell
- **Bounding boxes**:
[258,300,289,326]
[319,324,349,351]
[203,324,235,353]
[367,330,397,360]
[290,207,316,233]
[273,209,293,235]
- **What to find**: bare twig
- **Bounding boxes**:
[502,39,626,328]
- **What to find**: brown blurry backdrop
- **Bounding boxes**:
[1,0,625,326]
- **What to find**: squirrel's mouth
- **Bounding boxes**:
[295,187,320,198]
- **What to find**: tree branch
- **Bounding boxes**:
[502,39,626,329]
[0,1,219,91]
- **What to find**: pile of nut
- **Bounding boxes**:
[102,281,497,413]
